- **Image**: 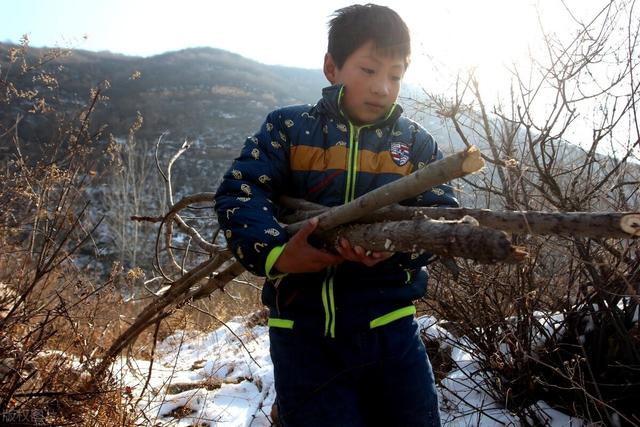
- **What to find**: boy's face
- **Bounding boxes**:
[324,40,405,125]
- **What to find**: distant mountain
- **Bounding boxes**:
[0,43,327,146]
[4,42,621,202]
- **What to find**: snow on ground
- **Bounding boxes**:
[116,316,584,426]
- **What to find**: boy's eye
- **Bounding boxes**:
[361,67,375,75]
[391,75,402,82]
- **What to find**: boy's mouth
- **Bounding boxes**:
[365,102,386,110]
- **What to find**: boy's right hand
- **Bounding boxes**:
[274,217,344,273]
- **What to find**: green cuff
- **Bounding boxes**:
[265,244,288,280]
[268,318,294,329]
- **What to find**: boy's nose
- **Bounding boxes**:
[372,79,390,96]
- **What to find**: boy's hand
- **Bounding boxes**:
[274,217,344,273]
[336,237,393,267]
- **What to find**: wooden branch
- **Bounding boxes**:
[191,260,246,301]
[94,250,233,379]
[316,218,526,264]
[162,140,191,272]
[286,146,483,234]
[163,192,219,254]
[281,199,640,239]
[374,208,640,239]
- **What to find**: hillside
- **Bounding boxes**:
[0,43,327,146]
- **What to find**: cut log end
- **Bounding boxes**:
[620,214,640,237]
[459,215,479,227]
[461,145,485,173]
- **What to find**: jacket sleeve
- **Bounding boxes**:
[214,110,291,276]
[405,125,459,208]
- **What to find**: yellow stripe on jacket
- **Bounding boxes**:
[290,145,413,174]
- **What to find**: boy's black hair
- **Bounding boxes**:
[328,3,411,69]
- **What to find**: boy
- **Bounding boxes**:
[215,4,457,426]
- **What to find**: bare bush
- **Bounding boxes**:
[0,39,141,425]
[418,1,640,425]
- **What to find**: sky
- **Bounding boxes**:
[1,0,605,89]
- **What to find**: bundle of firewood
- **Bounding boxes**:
[277,146,638,263]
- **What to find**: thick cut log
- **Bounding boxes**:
[286,146,483,234]
[280,199,640,239]
[316,218,526,264]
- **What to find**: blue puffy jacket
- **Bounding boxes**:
[214,84,458,337]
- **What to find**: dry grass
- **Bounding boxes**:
[0,41,147,426]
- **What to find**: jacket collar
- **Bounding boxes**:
[317,84,403,127]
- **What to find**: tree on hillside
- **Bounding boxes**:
[100,127,167,271]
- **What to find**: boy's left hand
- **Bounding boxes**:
[335,238,393,267]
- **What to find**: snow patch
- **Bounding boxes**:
[114,315,584,426]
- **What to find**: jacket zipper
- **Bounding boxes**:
[345,123,360,203]
[323,124,361,338]
[322,104,397,337]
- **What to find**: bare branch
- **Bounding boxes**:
[280,198,640,239]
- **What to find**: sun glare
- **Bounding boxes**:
[402,1,541,98]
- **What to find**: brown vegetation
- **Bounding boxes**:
[0,38,147,426]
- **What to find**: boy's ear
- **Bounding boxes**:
[323,53,337,84]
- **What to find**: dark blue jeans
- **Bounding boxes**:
[269,316,441,427]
